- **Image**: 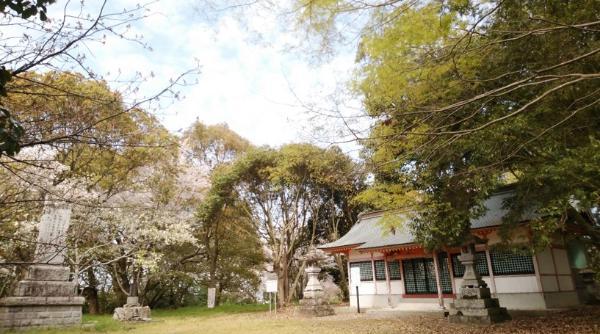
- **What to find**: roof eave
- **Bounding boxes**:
[318,243,363,253]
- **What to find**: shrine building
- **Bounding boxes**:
[319,189,586,310]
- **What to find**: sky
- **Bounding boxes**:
[49,0,366,153]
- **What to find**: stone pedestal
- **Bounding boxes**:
[0,264,84,330]
[113,296,151,321]
[449,245,510,325]
[298,265,334,317]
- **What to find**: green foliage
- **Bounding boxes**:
[0,0,56,155]
[0,107,23,156]
[0,0,54,21]
[298,0,600,250]
[182,122,251,168]
[200,143,363,303]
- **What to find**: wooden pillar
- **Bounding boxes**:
[484,247,498,297]
[550,247,561,291]
[432,251,445,308]
[399,255,405,295]
[346,251,352,295]
[370,252,377,294]
[384,254,392,306]
[444,249,457,297]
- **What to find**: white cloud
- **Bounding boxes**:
[51,0,365,152]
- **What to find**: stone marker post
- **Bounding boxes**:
[0,202,84,330]
[448,243,510,324]
[207,287,216,308]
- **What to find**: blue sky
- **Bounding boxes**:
[49,0,365,151]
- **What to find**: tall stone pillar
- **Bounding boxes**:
[448,243,510,324]
[0,202,84,330]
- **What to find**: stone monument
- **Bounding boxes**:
[113,269,151,322]
[298,248,334,317]
[112,296,151,321]
[448,243,510,324]
[0,202,84,330]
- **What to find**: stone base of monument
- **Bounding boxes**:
[112,306,151,321]
[298,297,335,317]
[297,264,335,317]
[0,265,84,330]
[113,297,151,321]
[448,287,511,325]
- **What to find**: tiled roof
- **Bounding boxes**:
[319,190,534,251]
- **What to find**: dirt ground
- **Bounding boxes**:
[18,305,600,334]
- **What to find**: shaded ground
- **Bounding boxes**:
[12,304,600,334]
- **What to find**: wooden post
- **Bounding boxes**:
[445,248,457,296]
[432,251,445,309]
[347,253,351,297]
[484,247,498,297]
[356,286,360,313]
[370,253,377,295]
[384,255,392,306]
[399,255,405,294]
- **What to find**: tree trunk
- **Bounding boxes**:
[335,254,349,301]
[83,267,100,314]
[111,258,130,306]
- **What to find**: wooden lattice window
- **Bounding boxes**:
[387,260,402,280]
[490,250,535,276]
[350,261,373,281]
[402,256,452,294]
[374,260,386,281]
[451,251,490,277]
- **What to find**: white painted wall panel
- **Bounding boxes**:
[349,252,372,261]
[495,276,538,293]
[349,281,376,296]
[375,281,388,294]
[390,280,403,294]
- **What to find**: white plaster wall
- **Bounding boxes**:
[375,281,388,293]
[536,248,555,274]
[552,249,571,275]
[497,293,546,310]
[349,251,372,261]
[494,276,538,293]
[349,294,395,308]
[454,277,492,290]
[349,281,376,296]
[390,280,403,294]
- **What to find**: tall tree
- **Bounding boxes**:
[295,0,600,250]
[203,143,362,304]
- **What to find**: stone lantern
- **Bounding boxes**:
[298,247,335,317]
[448,243,510,324]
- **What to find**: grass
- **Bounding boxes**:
[12,304,269,334]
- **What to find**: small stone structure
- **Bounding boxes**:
[113,296,151,321]
[298,248,334,317]
[0,202,84,330]
[449,244,510,324]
